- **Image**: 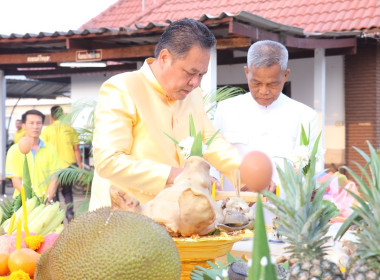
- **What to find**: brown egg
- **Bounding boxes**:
[240,151,273,193]
[18,137,32,155]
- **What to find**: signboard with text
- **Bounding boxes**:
[76,49,102,62]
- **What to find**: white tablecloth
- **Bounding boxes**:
[231,223,357,267]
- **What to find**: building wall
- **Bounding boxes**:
[71,73,110,102]
[290,56,346,167]
[345,42,380,174]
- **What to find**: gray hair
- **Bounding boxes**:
[247,40,288,71]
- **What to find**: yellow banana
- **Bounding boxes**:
[18,196,38,220]
[3,196,38,233]
[28,202,60,235]
[40,209,65,236]
[27,204,45,224]
[50,223,65,234]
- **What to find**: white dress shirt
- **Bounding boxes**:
[213,92,318,192]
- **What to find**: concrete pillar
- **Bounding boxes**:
[0,70,6,194]
[201,48,217,117]
[314,48,326,168]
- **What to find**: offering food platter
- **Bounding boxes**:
[173,231,250,279]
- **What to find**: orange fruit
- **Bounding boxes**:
[8,248,40,277]
[0,253,10,276]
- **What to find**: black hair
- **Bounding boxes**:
[50,105,64,120]
[154,18,216,59]
[21,109,45,123]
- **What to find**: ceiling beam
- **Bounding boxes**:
[216,37,251,50]
[0,44,156,65]
[0,37,254,66]
[284,35,357,51]
[4,63,136,76]
[229,21,279,41]
[229,21,357,53]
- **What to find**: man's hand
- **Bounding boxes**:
[46,177,59,204]
[11,177,22,192]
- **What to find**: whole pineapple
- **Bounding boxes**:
[264,135,344,280]
[339,142,380,279]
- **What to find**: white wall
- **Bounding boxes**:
[289,56,345,164]
[217,63,247,85]
[71,73,111,102]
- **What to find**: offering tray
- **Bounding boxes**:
[215,191,266,203]
[173,230,252,279]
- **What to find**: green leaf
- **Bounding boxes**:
[56,165,94,188]
[300,124,309,146]
[203,86,245,116]
[282,260,290,271]
[190,132,203,157]
[248,195,278,280]
[205,129,220,147]
[203,274,214,280]
[0,198,15,223]
[163,131,179,145]
[226,251,237,264]
[12,194,22,213]
[74,198,90,217]
[321,200,339,219]
[22,155,33,199]
[189,114,196,137]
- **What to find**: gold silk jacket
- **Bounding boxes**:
[89,58,241,210]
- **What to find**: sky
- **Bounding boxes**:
[0,0,118,35]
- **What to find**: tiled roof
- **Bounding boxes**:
[80,0,380,34]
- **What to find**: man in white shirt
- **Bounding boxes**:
[214,40,318,193]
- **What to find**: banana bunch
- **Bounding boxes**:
[1,196,38,233]
[1,200,65,235]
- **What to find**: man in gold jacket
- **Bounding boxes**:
[89,18,241,210]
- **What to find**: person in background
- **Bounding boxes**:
[214,40,318,194]
[41,105,82,222]
[13,119,26,144]
[89,18,242,210]
[6,110,60,200]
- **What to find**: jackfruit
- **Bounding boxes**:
[34,207,181,280]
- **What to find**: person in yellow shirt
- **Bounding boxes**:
[41,105,82,221]
[90,18,242,210]
[13,119,26,144]
[6,110,60,200]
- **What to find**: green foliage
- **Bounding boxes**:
[59,99,96,145]
[165,114,219,158]
[262,134,338,261]
[335,142,380,260]
[74,198,90,217]
[300,124,310,147]
[0,197,14,224]
[56,165,93,191]
[190,252,244,280]
[249,195,278,280]
[203,86,246,118]
[1,155,41,224]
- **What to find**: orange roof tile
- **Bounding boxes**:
[80,0,380,34]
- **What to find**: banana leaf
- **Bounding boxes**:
[248,195,277,280]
